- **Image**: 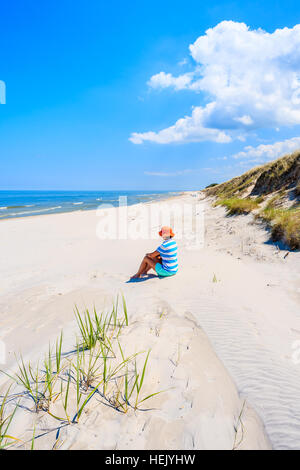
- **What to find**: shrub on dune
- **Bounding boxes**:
[263,207,300,250]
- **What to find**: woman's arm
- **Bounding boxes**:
[146,250,161,259]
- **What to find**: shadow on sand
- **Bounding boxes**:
[126,274,160,283]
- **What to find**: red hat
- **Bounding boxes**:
[158,226,175,237]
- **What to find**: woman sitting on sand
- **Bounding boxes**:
[131,226,178,279]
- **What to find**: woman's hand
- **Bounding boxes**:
[146,250,160,259]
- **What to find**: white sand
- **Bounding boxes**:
[1,192,299,449]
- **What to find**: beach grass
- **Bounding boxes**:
[14,356,45,410]
[75,295,128,351]
[205,151,300,199]
[214,197,259,215]
[61,367,72,423]
[0,385,19,449]
[0,295,165,448]
[233,400,246,450]
[75,306,99,351]
[211,183,300,250]
[260,206,300,249]
[205,150,300,250]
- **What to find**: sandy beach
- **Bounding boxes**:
[1,192,300,450]
[3,1,300,454]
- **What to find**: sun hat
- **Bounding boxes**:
[158,226,175,238]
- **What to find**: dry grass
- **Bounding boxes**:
[261,206,300,250]
[0,385,19,449]
[214,198,259,215]
[252,151,300,195]
[205,150,300,199]
[205,168,261,199]
[256,193,300,249]
[205,150,300,250]
[0,296,165,449]
[212,193,300,250]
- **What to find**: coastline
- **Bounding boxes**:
[1,191,299,449]
[0,190,183,221]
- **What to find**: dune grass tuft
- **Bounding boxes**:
[75,296,128,351]
[0,385,19,449]
[0,295,165,448]
[214,197,259,215]
[261,206,300,250]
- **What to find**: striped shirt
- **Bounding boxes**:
[157,238,178,273]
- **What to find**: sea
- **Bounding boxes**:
[0,190,179,220]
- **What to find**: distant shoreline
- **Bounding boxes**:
[0,190,186,221]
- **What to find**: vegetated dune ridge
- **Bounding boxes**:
[205,150,300,249]
[205,150,300,200]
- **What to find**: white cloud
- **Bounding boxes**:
[144,168,214,177]
[130,103,232,144]
[147,71,193,91]
[233,136,300,162]
[130,21,300,144]
[234,115,254,126]
[178,58,188,66]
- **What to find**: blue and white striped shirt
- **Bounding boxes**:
[157,238,178,273]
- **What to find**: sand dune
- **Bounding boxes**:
[1,193,299,449]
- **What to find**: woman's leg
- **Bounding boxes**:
[141,264,151,275]
[131,255,158,278]
[141,254,161,275]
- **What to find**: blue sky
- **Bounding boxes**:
[1,0,300,190]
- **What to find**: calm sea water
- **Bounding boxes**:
[0,190,178,220]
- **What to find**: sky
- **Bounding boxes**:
[1,0,300,191]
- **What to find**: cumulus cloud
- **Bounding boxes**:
[130,103,231,144]
[234,115,254,126]
[130,21,300,144]
[233,136,300,162]
[147,71,193,91]
[144,168,213,177]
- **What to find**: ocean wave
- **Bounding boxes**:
[0,192,179,219]
[0,204,35,210]
[3,206,63,217]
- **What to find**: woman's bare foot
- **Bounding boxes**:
[130,273,140,279]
